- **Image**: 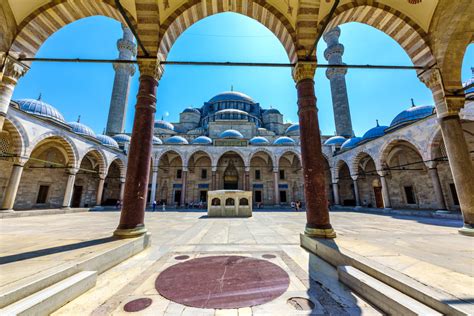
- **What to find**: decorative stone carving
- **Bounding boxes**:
[292,62,316,82]
[138,60,164,81]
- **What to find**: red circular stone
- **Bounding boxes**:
[155,256,290,309]
[123,298,152,312]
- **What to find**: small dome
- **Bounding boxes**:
[96,134,119,149]
[263,108,281,115]
[390,105,435,128]
[209,91,254,103]
[154,120,174,131]
[153,136,163,145]
[17,98,65,122]
[112,134,131,144]
[68,121,96,138]
[324,136,346,146]
[341,137,362,150]
[183,108,201,115]
[285,124,300,134]
[250,136,270,145]
[164,136,189,145]
[191,136,213,145]
[273,136,296,145]
[362,123,388,141]
[219,129,244,139]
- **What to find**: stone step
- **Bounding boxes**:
[338,266,442,316]
[0,271,97,316]
[0,233,151,308]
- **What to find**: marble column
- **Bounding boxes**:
[420,69,474,235]
[427,165,446,210]
[62,168,78,208]
[294,62,335,238]
[119,177,126,202]
[114,61,161,238]
[379,173,391,209]
[96,175,106,206]
[273,169,279,206]
[352,177,361,207]
[0,56,29,131]
[244,168,250,191]
[211,169,217,190]
[0,163,24,211]
[181,169,188,206]
[149,166,158,204]
[332,182,340,206]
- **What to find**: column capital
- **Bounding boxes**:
[351,175,358,181]
[273,168,279,173]
[244,166,250,172]
[138,60,164,81]
[418,68,442,91]
[292,62,316,83]
[212,167,217,172]
[1,55,29,83]
[98,173,107,180]
[67,168,79,175]
[425,161,438,169]
[120,177,126,183]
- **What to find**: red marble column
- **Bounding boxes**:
[114,63,159,238]
[294,63,336,238]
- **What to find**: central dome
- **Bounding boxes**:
[209,91,254,103]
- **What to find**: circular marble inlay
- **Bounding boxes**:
[262,254,276,259]
[155,255,290,309]
[287,297,315,310]
[174,255,190,260]
[123,298,152,312]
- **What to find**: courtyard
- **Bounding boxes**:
[1,209,472,315]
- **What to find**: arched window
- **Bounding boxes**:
[225,198,235,206]
[212,198,221,206]
[239,198,249,205]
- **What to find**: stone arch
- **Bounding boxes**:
[276,149,301,169]
[9,0,136,58]
[109,157,126,178]
[1,118,26,158]
[249,149,276,168]
[186,149,212,168]
[156,149,186,167]
[321,2,435,71]
[333,158,351,182]
[427,127,445,163]
[216,149,248,167]
[157,1,297,62]
[26,132,78,167]
[79,147,107,176]
[351,151,378,176]
[379,138,426,169]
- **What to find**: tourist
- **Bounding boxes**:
[152,200,157,212]
[162,201,166,211]
[296,200,301,211]
[291,201,295,210]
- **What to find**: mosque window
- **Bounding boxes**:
[176,169,182,179]
[279,170,285,180]
[255,170,261,180]
[36,185,50,204]
[226,198,235,206]
[201,169,207,179]
[240,198,249,205]
[404,186,416,204]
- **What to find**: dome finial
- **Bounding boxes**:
[231,85,234,92]
[471,67,474,77]
[376,119,379,127]
[37,93,42,101]
[77,115,81,123]
[411,98,415,107]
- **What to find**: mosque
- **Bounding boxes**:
[0,26,473,213]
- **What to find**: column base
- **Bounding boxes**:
[113,226,147,238]
[304,226,336,239]
[458,224,474,237]
[0,209,14,213]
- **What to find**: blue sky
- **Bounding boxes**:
[13,13,473,136]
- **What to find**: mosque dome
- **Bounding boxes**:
[341,137,362,150]
[112,134,131,144]
[273,136,296,145]
[362,122,388,141]
[285,124,300,134]
[191,136,213,145]
[324,136,346,146]
[463,68,474,95]
[263,108,281,115]
[219,129,244,139]
[164,136,189,145]
[154,120,174,131]
[17,98,65,122]
[390,105,435,128]
[68,121,96,138]
[96,134,119,149]
[153,136,163,145]
[182,108,201,115]
[249,136,270,145]
[209,91,254,103]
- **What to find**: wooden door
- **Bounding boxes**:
[374,187,384,208]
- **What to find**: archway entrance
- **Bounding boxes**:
[223,160,238,190]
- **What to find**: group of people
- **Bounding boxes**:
[291,200,302,211]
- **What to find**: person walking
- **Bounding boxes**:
[152,200,157,212]
[162,201,166,211]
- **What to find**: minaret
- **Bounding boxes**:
[323,26,354,138]
[105,24,137,136]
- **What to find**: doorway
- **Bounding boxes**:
[374,187,384,208]
[224,160,238,189]
[174,190,182,205]
[71,185,83,207]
